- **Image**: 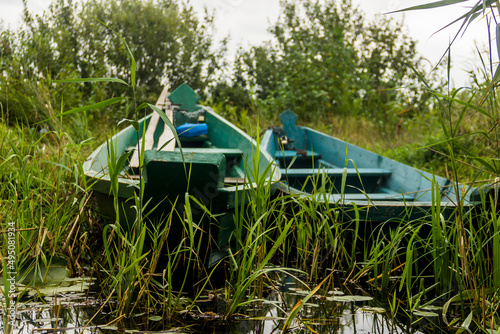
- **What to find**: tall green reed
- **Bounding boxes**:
[389,2,500,321]
[0,120,94,334]
[95,83,189,317]
[0,123,93,277]
[280,159,366,280]
[220,135,299,318]
[39,20,198,318]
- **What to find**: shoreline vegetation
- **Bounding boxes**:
[2,0,500,333]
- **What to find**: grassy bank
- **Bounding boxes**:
[1,0,499,331]
[1,99,499,333]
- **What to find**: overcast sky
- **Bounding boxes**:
[0,0,493,86]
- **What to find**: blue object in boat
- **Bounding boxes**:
[176,123,208,137]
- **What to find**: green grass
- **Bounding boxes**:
[0,122,94,277]
[0,121,96,333]
[3,14,500,331]
[4,88,500,332]
[2,105,500,332]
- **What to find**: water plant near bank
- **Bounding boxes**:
[2,101,500,333]
[4,7,500,334]
[0,121,97,332]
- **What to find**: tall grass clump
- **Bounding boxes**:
[0,122,94,276]
[0,120,95,333]
[381,1,500,328]
[277,161,367,283]
[75,52,188,319]
[289,195,359,280]
[357,181,500,327]
[222,138,298,318]
[92,106,216,318]
[56,24,223,320]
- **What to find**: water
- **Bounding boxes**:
[1,275,438,334]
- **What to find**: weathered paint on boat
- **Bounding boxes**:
[83,85,280,261]
[261,110,475,221]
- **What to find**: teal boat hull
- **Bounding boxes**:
[83,90,280,263]
[261,110,476,222]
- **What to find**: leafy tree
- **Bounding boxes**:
[217,0,436,124]
[78,0,224,103]
[0,22,61,129]
[0,0,224,126]
[395,2,500,175]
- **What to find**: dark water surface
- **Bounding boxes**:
[1,276,439,333]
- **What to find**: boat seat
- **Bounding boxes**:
[275,150,321,160]
[144,150,226,194]
[317,159,340,168]
[280,168,392,178]
[224,176,248,184]
[326,192,415,202]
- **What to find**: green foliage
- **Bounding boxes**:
[77,0,224,102]
[390,135,456,168]
[215,0,436,124]
[390,1,500,329]
[0,0,224,127]
[0,121,95,283]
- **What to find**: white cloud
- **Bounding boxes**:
[355,0,493,86]
[190,0,491,85]
[0,0,51,27]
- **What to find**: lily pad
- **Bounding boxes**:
[63,277,95,282]
[34,318,62,323]
[19,257,70,285]
[148,315,163,321]
[100,325,119,330]
[413,310,439,317]
[28,281,91,296]
[330,295,373,302]
[358,306,386,314]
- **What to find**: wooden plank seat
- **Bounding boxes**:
[224,176,248,184]
[224,164,247,184]
[127,147,243,159]
[279,168,392,178]
[164,148,246,184]
[325,192,415,202]
[143,150,226,204]
[317,159,339,168]
[275,150,321,160]
[173,147,244,157]
[280,184,414,202]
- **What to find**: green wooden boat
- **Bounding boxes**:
[83,84,281,261]
[261,110,476,222]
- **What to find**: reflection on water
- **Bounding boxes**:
[1,276,433,334]
[2,307,425,334]
[1,277,101,334]
[221,285,427,334]
[15,305,101,334]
